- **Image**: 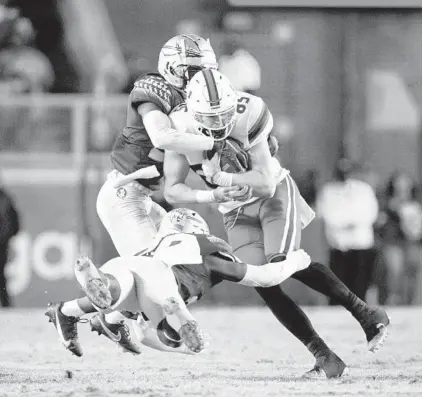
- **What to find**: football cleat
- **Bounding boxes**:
[74,256,112,310]
[302,351,348,379]
[179,320,205,353]
[45,302,84,357]
[90,313,142,355]
[357,307,390,352]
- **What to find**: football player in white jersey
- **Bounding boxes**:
[52,209,311,355]
[164,69,390,378]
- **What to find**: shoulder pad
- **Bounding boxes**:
[131,74,174,113]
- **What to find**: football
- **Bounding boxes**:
[219,138,250,174]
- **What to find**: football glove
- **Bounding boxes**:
[207,138,249,173]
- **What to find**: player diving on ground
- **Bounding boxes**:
[47,208,311,355]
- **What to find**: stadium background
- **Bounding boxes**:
[0,0,421,307]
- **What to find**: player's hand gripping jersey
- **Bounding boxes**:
[111,73,184,188]
[169,91,289,212]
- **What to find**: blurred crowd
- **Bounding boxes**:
[299,162,422,306]
[0,3,54,94]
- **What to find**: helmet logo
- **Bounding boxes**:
[180,37,202,58]
[116,187,127,199]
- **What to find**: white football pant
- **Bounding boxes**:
[96,170,167,256]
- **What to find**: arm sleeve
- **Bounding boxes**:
[205,247,302,288]
[205,253,248,283]
[142,109,214,152]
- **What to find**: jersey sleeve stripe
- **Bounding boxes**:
[248,103,271,143]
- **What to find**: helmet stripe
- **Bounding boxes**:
[202,69,220,107]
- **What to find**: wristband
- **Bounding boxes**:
[195,190,216,203]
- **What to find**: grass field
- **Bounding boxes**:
[0,306,421,397]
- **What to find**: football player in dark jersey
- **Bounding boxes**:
[46,34,241,357]
[98,34,231,259]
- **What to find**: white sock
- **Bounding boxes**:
[61,300,86,317]
[105,311,127,324]
[173,299,196,325]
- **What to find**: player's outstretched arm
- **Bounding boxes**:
[139,103,216,153]
[205,249,311,288]
[163,150,240,204]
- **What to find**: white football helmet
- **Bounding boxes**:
[159,208,210,236]
[158,34,218,90]
[186,69,238,140]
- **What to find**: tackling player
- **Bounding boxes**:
[98,34,222,258]
[49,209,312,355]
[164,69,390,378]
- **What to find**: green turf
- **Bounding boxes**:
[0,306,421,397]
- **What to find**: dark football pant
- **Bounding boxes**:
[329,248,376,303]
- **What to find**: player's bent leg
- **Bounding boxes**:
[133,263,205,353]
[260,175,389,353]
[143,278,205,354]
[96,172,165,256]
[95,176,167,345]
